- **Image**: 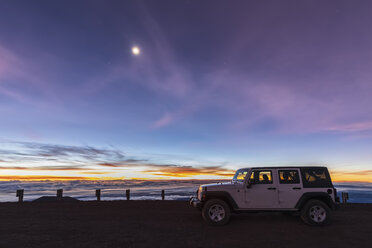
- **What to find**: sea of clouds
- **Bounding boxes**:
[0,180,371,203]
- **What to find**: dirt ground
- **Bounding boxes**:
[0,201,370,248]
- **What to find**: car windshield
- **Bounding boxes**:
[232,169,250,183]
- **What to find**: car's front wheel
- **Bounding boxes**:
[301,200,331,226]
[202,199,230,226]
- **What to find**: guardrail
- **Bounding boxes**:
[15,188,168,202]
[14,189,350,203]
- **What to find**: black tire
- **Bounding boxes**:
[300,200,331,226]
[202,199,231,226]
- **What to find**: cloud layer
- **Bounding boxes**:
[0,141,234,179]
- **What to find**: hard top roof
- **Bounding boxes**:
[239,166,328,170]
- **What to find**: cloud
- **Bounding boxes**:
[0,175,92,181]
[332,170,372,176]
[1,141,125,164]
[0,166,84,171]
[0,43,57,105]
[330,169,372,182]
[0,44,31,103]
[350,170,372,175]
[326,121,372,133]
[98,162,126,168]
[143,165,235,177]
[152,112,174,128]
[0,141,129,174]
[98,159,148,167]
[98,160,235,178]
[77,171,113,175]
[24,142,125,159]
[2,141,371,181]
[0,44,19,77]
[0,141,234,179]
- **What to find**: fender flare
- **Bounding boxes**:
[203,191,239,210]
[295,192,336,210]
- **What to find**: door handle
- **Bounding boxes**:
[267,187,276,190]
[293,187,301,190]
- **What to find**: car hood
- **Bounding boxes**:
[200,181,238,191]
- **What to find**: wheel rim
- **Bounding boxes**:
[309,205,326,223]
[208,204,225,222]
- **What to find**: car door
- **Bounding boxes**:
[244,169,279,209]
[277,168,303,209]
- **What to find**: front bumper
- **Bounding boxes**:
[189,197,202,209]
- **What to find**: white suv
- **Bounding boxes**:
[190,166,340,226]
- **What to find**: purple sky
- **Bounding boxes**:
[0,0,372,181]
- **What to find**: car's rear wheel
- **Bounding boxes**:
[301,200,331,226]
[202,199,230,226]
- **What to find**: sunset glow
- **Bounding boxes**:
[1,170,370,183]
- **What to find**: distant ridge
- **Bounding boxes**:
[33,196,79,203]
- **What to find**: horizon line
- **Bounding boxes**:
[0,176,371,184]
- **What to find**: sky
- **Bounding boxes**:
[0,0,372,182]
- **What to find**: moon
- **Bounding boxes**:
[132,46,140,55]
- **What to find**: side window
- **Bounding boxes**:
[253,170,272,184]
[236,170,248,181]
[301,168,332,188]
[279,170,300,184]
[305,171,326,182]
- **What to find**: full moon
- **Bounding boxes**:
[132,46,140,55]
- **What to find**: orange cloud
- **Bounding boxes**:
[98,163,122,167]
[144,165,235,178]
[330,170,372,183]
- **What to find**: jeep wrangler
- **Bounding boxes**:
[190,166,340,226]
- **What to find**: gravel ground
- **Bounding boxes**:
[0,201,370,248]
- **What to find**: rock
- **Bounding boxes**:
[32,196,79,202]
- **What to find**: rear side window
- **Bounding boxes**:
[300,167,332,188]
[279,170,300,184]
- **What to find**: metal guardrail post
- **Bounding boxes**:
[16,189,24,203]
[57,189,63,200]
[96,189,101,201]
[126,189,130,200]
